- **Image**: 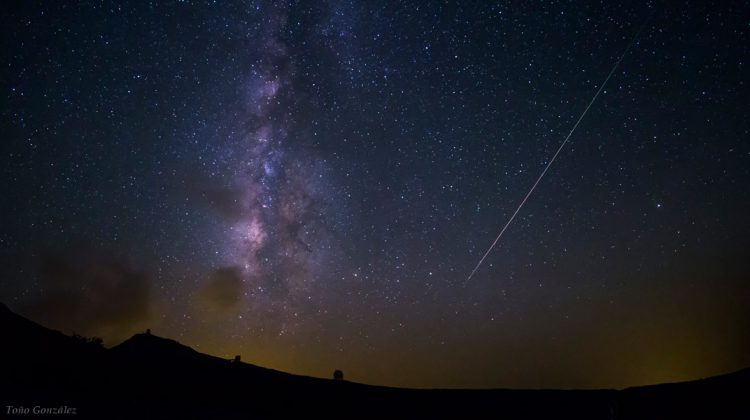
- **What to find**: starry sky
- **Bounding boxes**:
[1,1,749,389]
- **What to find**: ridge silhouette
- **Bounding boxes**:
[1,302,747,419]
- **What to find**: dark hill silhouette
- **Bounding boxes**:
[1,302,747,419]
[111,332,208,363]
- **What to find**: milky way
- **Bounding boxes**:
[208,3,345,336]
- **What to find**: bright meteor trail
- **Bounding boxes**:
[465,19,652,284]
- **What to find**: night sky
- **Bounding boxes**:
[2,1,749,389]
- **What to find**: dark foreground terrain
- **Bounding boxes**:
[1,303,747,419]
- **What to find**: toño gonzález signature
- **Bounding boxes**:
[6,405,77,415]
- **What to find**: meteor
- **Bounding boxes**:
[465,18,651,285]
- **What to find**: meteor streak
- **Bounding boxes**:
[465,18,651,285]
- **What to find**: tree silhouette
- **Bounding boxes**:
[72,333,103,348]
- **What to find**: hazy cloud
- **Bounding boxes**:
[197,266,245,314]
[21,246,151,344]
